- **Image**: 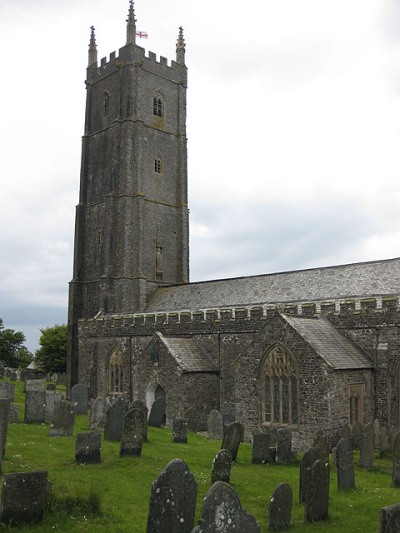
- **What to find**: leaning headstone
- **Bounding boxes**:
[222,422,244,463]
[304,459,330,522]
[0,471,48,524]
[352,420,363,449]
[89,397,106,431]
[173,418,188,443]
[0,400,10,463]
[313,429,330,463]
[207,409,224,440]
[193,481,260,533]
[211,449,232,484]
[276,428,294,465]
[299,447,319,503]
[391,430,400,487]
[148,397,166,428]
[45,390,63,423]
[8,403,19,423]
[24,390,46,423]
[374,419,380,448]
[49,400,75,437]
[104,398,131,441]
[0,382,15,401]
[380,426,391,457]
[120,408,145,457]
[337,438,355,491]
[131,400,148,441]
[25,379,46,392]
[268,482,292,531]
[71,383,88,415]
[147,458,197,533]
[359,421,374,470]
[252,431,275,464]
[75,432,101,464]
[380,503,400,533]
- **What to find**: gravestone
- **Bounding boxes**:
[58,373,67,386]
[352,420,363,449]
[75,432,101,464]
[173,418,188,443]
[52,372,59,384]
[148,397,166,428]
[131,399,148,441]
[299,447,319,503]
[8,403,19,423]
[268,482,292,531]
[339,423,351,441]
[104,398,131,441]
[391,426,399,450]
[120,408,144,457]
[207,409,224,440]
[359,421,374,470]
[71,383,88,415]
[25,379,46,392]
[304,459,330,522]
[337,438,355,490]
[380,503,400,533]
[0,471,48,524]
[45,390,63,423]
[0,400,10,463]
[147,458,197,533]
[89,397,106,431]
[0,382,15,401]
[49,400,75,437]
[313,429,330,463]
[276,428,294,465]
[221,422,244,463]
[192,481,260,533]
[46,383,56,391]
[374,419,380,448]
[25,390,46,423]
[380,426,391,457]
[391,430,400,487]
[211,449,232,484]
[252,431,276,464]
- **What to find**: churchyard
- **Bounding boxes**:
[0,378,399,531]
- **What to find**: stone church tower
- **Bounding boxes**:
[68,1,189,389]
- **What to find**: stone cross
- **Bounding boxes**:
[268,482,292,531]
[337,438,355,491]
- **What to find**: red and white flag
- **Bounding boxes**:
[136,31,148,39]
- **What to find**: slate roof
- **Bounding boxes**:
[145,257,400,312]
[283,314,373,370]
[158,333,218,372]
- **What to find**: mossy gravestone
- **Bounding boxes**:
[104,398,131,441]
[25,390,46,423]
[380,503,400,533]
[299,447,318,503]
[75,432,101,464]
[252,431,276,464]
[0,471,48,524]
[337,438,355,491]
[49,400,75,437]
[222,422,244,463]
[173,418,188,443]
[359,422,374,470]
[211,449,232,484]
[268,482,292,531]
[120,408,144,457]
[304,459,330,522]
[207,409,223,440]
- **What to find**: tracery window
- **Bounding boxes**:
[261,344,299,425]
[153,95,163,117]
[154,158,162,173]
[109,349,124,393]
[103,92,110,116]
[349,383,364,425]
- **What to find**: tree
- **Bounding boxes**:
[0,318,33,368]
[35,324,68,374]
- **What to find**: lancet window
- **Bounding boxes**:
[153,95,163,117]
[109,349,124,393]
[349,383,364,425]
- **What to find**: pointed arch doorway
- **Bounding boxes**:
[146,382,166,427]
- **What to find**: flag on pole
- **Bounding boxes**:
[136,31,148,39]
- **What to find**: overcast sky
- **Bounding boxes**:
[1,0,400,352]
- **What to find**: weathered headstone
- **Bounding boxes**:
[148,397,166,428]
[0,400,10,463]
[104,397,131,441]
[304,460,330,522]
[380,426,391,457]
[374,418,380,448]
[252,431,276,464]
[337,438,355,491]
[0,382,15,401]
[211,449,232,484]
[120,408,144,457]
[352,420,363,450]
[75,432,101,464]
[173,418,188,443]
[207,409,224,440]
[339,423,351,441]
[299,447,319,503]
[268,482,292,531]
[8,403,19,423]
[380,503,400,533]
[58,373,67,386]
[24,390,46,423]
[89,397,106,431]
[276,428,294,465]
[359,421,374,470]
[45,390,63,423]
[193,481,260,533]
[313,429,330,463]
[25,379,46,392]
[0,471,48,524]
[71,383,88,415]
[49,400,75,437]
[222,422,244,463]
[131,399,148,441]
[391,426,399,450]
[391,430,400,487]
[147,459,197,533]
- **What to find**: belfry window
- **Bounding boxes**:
[103,92,110,116]
[261,344,299,425]
[153,96,163,117]
[109,349,124,393]
[154,158,162,174]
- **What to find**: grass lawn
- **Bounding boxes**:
[1,378,400,531]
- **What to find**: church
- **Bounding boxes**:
[67,1,400,450]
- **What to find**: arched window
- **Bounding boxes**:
[109,349,124,393]
[261,344,299,425]
[349,383,364,425]
[103,92,110,116]
[153,95,163,117]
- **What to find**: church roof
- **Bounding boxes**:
[158,333,218,373]
[146,257,400,312]
[282,314,373,369]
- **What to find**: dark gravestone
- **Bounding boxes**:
[173,418,188,443]
[207,409,224,440]
[339,423,351,441]
[391,430,400,487]
[304,460,330,522]
[337,438,355,490]
[380,426,391,457]
[268,482,292,531]
[276,428,294,465]
[71,383,88,415]
[147,458,197,533]
[104,398,131,441]
[148,397,166,428]
[75,432,101,464]
[211,449,232,484]
[0,382,15,401]
[299,447,319,503]
[252,431,275,464]
[0,400,10,463]
[131,400,148,441]
[8,403,19,423]
[58,373,67,386]
[89,397,106,431]
[380,503,400,533]
[359,421,374,470]
[222,422,244,463]
[313,429,330,463]
[374,419,380,448]
[25,390,46,423]
[193,481,260,533]
[120,408,144,457]
[0,471,48,524]
[49,400,75,437]
[352,420,363,450]
[390,426,399,450]
[45,390,63,423]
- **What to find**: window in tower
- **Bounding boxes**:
[154,158,162,174]
[109,349,124,394]
[153,95,163,117]
[103,92,110,116]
